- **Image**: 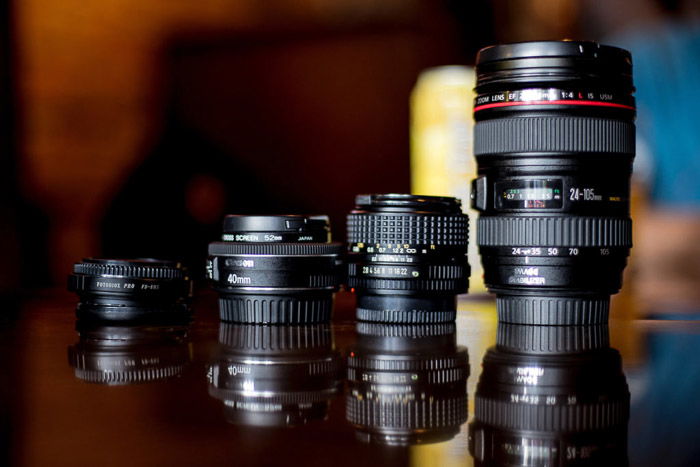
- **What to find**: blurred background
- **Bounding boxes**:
[1,0,699,315]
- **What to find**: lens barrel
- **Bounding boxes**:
[346,316,469,446]
[207,323,341,427]
[347,194,470,323]
[68,258,192,321]
[207,215,343,324]
[472,41,636,324]
[469,323,629,466]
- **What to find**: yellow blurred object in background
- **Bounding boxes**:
[410,66,485,292]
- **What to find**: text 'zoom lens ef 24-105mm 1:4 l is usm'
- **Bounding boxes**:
[346,194,469,323]
[207,215,343,324]
[471,41,636,325]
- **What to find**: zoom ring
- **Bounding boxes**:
[347,395,468,429]
[496,323,610,353]
[497,296,610,325]
[474,117,635,156]
[347,214,468,246]
[219,296,333,324]
[72,262,185,279]
[478,216,632,247]
[474,397,629,432]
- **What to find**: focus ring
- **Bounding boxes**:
[355,308,457,324]
[477,216,632,247]
[474,117,634,156]
[347,214,468,246]
[474,396,629,432]
[497,296,610,325]
[208,242,343,256]
[218,296,333,324]
[72,366,185,385]
[356,322,455,338]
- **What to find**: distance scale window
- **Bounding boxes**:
[495,179,563,210]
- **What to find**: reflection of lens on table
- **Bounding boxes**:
[346,318,469,446]
[207,323,341,427]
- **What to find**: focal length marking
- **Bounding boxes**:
[474,88,635,112]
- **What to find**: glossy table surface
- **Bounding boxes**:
[1,289,699,467]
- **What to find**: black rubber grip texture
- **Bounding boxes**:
[348,350,468,372]
[73,365,185,385]
[347,213,468,246]
[218,296,333,324]
[346,395,468,430]
[355,307,457,324]
[496,323,610,354]
[474,117,635,156]
[477,216,632,247]
[497,296,610,325]
[209,242,343,256]
[219,323,331,350]
[72,262,185,279]
[356,322,455,338]
[474,396,629,432]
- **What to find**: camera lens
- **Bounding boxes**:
[207,324,341,427]
[67,322,191,385]
[346,194,469,323]
[207,215,343,324]
[346,317,469,446]
[469,323,629,466]
[471,41,635,324]
[67,258,192,321]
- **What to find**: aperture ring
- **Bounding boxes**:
[477,216,632,247]
[474,117,634,156]
[348,351,468,372]
[347,213,469,246]
[348,276,467,293]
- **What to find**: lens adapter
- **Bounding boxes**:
[346,194,469,323]
[471,41,636,324]
[346,319,469,445]
[67,322,191,385]
[207,323,341,427]
[207,215,343,324]
[68,258,192,321]
[469,323,629,466]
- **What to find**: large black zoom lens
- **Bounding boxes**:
[207,215,343,324]
[472,41,635,324]
[347,194,469,323]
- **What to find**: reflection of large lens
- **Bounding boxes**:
[207,324,341,427]
[207,215,343,324]
[472,41,635,325]
[67,322,192,385]
[347,194,469,323]
[469,323,629,466]
[346,315,469,446]
[68,258,192,321]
